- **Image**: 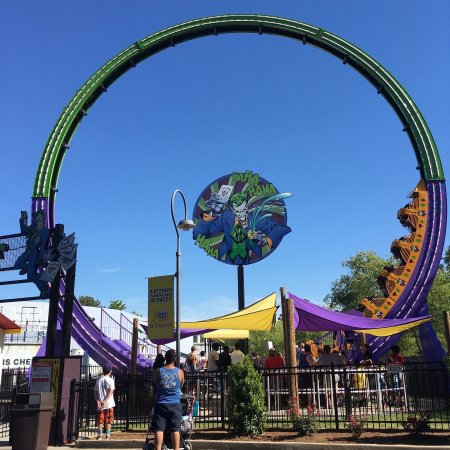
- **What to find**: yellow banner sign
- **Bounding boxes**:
[148,275,174,339]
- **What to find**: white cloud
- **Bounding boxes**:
[96,267,121,273]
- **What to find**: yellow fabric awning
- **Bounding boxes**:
[180,292,277,331]
[203,329,250,339]
[357,317,431,337]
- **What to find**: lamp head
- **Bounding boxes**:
[177,219,196,231]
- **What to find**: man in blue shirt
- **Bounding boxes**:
[152,349,185,450]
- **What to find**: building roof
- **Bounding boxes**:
[0,312,22,334]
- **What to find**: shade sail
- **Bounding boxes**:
[0,313,21,334]
[203,329,250,339]
[180,292,277,331]
[289,293,431,337]
[148,292,277,344]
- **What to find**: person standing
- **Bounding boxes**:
[298,344,315,406]
[230,342,245,365]
[315,345,344,366]
[94,365,115,441]
[264,348,277,369]
[196,350,207,370]
[250,351,262,369]
[207,342,221,393]
[388,345,404,365]
[152,349,185,450]
[186,346,198,373]
[153,354,165,370]
[388,344,404,405]
[265,349,285,369]
[207,342,220,371]
[219,345,232,371]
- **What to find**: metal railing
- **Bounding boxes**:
[0,234,26,271]
[81,365,103,379]
[4,330,46,343]
[71,362,450,438]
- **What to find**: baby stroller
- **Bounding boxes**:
[143,394,196,450]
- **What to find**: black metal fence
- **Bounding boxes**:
[71,362,450,439]
[0,367,30,439]
[73,374,154,439]
[258,362,450,430]
[0,386,17,438]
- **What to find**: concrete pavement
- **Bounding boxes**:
[74,438,450,450]
[1,435,449,450]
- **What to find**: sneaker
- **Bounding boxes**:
[96,436,102,440]
[106,436,111,440]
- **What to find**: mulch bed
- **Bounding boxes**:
[112,429,450,446]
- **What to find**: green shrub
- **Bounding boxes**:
[227,357,267,436]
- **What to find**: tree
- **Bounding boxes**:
[108,299,126,310]
[424,260,450,345]
[79,295,102,307]
[443,246,450,269]
[324,251,392,311]
[249,318,284,356]
[324,249,450,357]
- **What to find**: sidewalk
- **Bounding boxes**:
[74,439,450,450]
[0,438,449,450]
[0,436,76,449]
[1,436,449,450]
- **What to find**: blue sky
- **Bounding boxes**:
[1,1,449,321]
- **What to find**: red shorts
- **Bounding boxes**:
[98,408,114,425]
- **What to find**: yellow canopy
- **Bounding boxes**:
[203,329,250,339]
[357,317,431,337]
[180,292,277,331]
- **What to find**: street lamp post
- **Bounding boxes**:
[171,189,196,368]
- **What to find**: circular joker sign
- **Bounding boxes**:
[192,171,292,265]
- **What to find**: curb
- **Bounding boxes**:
[75,439,450,450]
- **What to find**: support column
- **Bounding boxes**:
[237,265,247,354]
[237,265,245,310]
[131,318,139,375]
[61,260,76,357]
[281,287,298,409]
[46,224,64,357]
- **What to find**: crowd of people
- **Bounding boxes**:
[175,340,403,372]
[182,341,247,373]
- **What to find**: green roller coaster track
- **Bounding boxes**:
[33,14,444,200]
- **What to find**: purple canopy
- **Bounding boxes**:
[289,293,430,335]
